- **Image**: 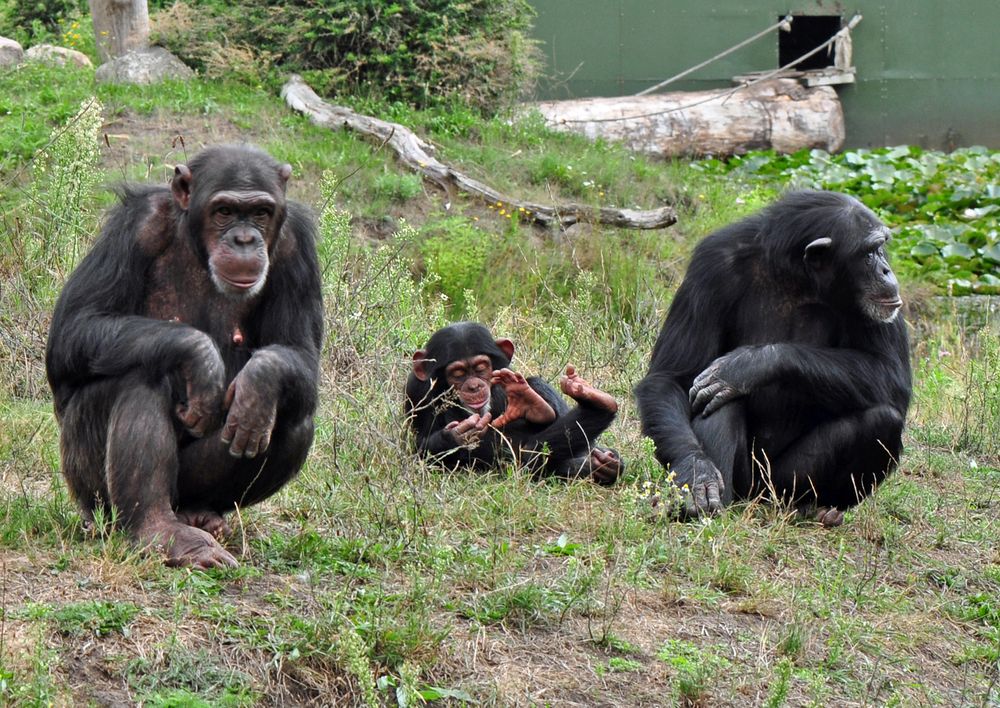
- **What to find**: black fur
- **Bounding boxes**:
[635,190,911,517]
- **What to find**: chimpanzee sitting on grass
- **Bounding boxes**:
[405,322,622,485]
[635,190,911,525]
[46,145,322,569]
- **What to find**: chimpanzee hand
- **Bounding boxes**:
[491,369,556,426]
[175,334,226,438]
[677,453,725,517]
[689,346,767,417]
[445,412,493,447]
[221,355,280,458]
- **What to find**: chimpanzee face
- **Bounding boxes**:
[171,153,292,299]
[855,229,902,322]
[201,190,278,298]
[444,355,494,414]
[804,213,902,324]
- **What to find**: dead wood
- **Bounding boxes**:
[281,75,677,230]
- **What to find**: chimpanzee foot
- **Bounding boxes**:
[176,508,232,540]
[137,518,238,569]
[813,506,846,527]
[800,505,846,527]
[589,447,623,486]
[560,366,618,413]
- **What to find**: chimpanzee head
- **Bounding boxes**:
[411,322,514,414]
[171,145,291,299]
[770,191,903,323]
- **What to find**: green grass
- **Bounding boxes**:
[1,67,999,706]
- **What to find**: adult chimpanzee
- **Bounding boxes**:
[46,144,323,569]
[406,322,623,485]
[635,190,911,525]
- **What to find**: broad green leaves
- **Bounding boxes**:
[698,146,1000,294]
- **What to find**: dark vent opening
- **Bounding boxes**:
[779,15,841,70]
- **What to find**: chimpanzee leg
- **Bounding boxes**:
[105,375,237,568]
[690,402,748,506]
[764,405,904,510]
[177,414,314,513]
[57,380,119,525]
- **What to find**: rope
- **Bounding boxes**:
[554,14,862,125]
[635,15,793,96]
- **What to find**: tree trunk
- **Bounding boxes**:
[529,79,844,157]
[89,0,149,64]
[282,76,678,231]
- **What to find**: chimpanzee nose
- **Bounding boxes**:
[234,229,256,246]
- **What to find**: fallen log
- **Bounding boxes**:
[281,75,677,230]
[530,79,844,157]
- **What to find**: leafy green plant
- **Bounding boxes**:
[151,0,539,110]
[699,146,1000,293]
[28,600,140,638]
[418,216,491,316]
[657,639,731,703]
[373,171,423,203]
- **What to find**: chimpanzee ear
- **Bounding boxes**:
[495,338,515,363]
[412,350,431,381]
[278,164,292,192]
[171,164,193,211]
[803,237,833,268]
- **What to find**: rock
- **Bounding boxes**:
[0,37,24,68]
[24,44,92,68]
[94,47,193,85]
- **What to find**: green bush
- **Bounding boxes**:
[419,217,491,315]
[0,0,86,41]
[151,0,539,111]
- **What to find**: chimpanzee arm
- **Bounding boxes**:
[690,323,911,417]
[511,377,615,467]
[222,205,323,456]
[635,244,735,514]
[239,207,323,413]
[46,193,226,434]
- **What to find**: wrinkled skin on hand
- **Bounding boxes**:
[175,335,226,437]
[444,412,493,447]
[491,368,556,428]
[689,346,768,417]
[677,453,725,517]
[221,355,280,458]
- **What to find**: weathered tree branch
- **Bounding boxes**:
[281,75,677,230]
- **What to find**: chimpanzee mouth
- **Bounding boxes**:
[460,395,490,412]
[876,298,903,309]
[868,297,903,323]
[221,276,260,290]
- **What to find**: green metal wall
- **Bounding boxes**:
[530,1,1000,150]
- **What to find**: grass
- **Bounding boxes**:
[1,66,999,706]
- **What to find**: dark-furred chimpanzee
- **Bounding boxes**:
[635,190,911,525]
[46,145,323,569]
[406,322,623,485]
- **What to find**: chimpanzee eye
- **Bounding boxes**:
[254,207,272,219]
[216,206,233,217]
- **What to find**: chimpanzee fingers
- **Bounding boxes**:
[690,381,726,414]
[223,380,237,410]
[491,368,525,388]
[177,403,214,438]
[706,478,724,513]
[701,387,739,417]
[228,426,251,457]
